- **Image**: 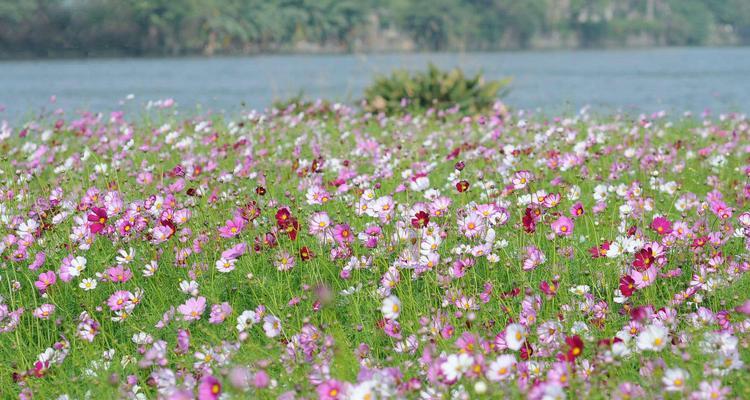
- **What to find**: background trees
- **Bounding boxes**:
[0,0,748,58]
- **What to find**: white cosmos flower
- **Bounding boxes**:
[349,381,377,400]
[441,353,473,382]
[262,315,281,338]
[180,280,199,296]
[215,258,236,273]
[236,310,258,332]
[69,256,87,277]
[79,278,97,291]
[142,261,158,277]
[17,219,39,236]
[569,285,590,295]
[487,354,516,381]
[505,323,527,351]
[116,248,135,264]
[636,324,669,352]
[662,368,688,392]
[381,295,401,320]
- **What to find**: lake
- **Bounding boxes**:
[1,47,749,121]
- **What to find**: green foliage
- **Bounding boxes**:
[363,64,510,115]
[1,0,750,57]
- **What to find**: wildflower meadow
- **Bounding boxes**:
[1,101,750,399]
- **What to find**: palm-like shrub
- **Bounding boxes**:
[364,63,510,115]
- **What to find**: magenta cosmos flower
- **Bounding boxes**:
[317,379,346,400]
[650,216,672,235]
[551,216,574,237]
[332,224,354,245]
[87,207,108,234]
[198,375,222,400]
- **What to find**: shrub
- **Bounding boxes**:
[363,63,510,115]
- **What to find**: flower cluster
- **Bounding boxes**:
[0,101,748,399]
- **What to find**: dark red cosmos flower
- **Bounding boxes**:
[565,335,584,362]
[255,186,266,196]
[456,180,470,193]
[454,161,465,171]
[520,342,534,361]
[501,287,521,298]
[240,201,261,222]
[300,246,314,261]
[589,241,611,258]
[275,208,291,225]
[632,247,655,272]
[650,216,672,235]
[160,219,176,239]
[522,208,536,233]
[263,232,277,248]
[411,211,430,229]
[446,147,461,160]
[283,217,300,241]
[539,280,558,297]
[598,336,623,348]
[627,225,638,237]
[691,236,708,249]
[619,275,636,297]
[87,207,108,234]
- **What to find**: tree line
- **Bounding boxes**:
[1,0,749,58]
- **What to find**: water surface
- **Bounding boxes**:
[1,47,748,120]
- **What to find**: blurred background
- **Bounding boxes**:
[1,0,750,117]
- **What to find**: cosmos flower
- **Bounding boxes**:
[636,324,669,352]
[218,214,246,238]
[505,324,527,351]
[87,207,108,234]
[381,295,401,320]
[487,354,516,381]
[550,216,574,237]
[651,216,673,235]
[332,224,354,245]
[662,368,688,392]
[198,375,222,400]
[178,296,206,322]
[34,271,56,292]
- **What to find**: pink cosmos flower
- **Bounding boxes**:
[735,300,750,315]
[209,302,232,324]
[551,216,574,237]
[569,202,584,218]
[34,271,56,292]
[107,290,132,311]
[631,267,658,289]
[28,251,46,271]
[33,304,55,319]
[218,215,246,238]
[332,224,354,245]
[221,242,247,260]
[198,375,222,400]
[178,296,206,321]
[107,265,133,283]
[460,213,484,238]
[523,245,546,271]
[317,379,346,400]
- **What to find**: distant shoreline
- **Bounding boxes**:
[2,44,749,63]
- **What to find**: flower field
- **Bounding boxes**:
[1,102,750,399]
